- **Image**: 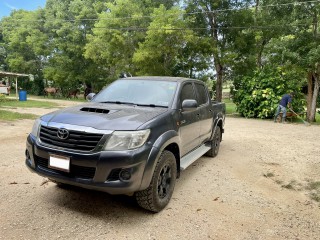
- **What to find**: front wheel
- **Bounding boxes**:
[205,126,221,157]
[135,150,177,212]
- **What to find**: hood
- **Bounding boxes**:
[41,103,168,130]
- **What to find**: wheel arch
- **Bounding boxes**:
[210,117,224,141]
[164,143,180,178]
[139,130,180,190]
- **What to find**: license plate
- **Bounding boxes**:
[49,155,70,172]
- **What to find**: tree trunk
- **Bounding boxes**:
[207,9,223,102]
[306,72,313,120]
[215,63,223,102]
[254,0,264,69]
[308,73,319,122]
[256,40,266,69]
[307,9,319,122]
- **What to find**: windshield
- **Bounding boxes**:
[93,79,177,107]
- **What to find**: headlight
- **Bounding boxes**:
[31,118,41,137]
[104,129,150,151]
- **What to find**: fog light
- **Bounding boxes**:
[119,169,131,181]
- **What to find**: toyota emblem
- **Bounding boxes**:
[57,128,69,140]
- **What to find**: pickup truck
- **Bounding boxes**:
[25,76,225,212]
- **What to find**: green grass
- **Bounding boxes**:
[263,172,275,178]
[315,112,320,124]
[0,99,59,108]
[281,180,298,190]
[306,181,320,202]
[0,109,38,121]
[0,96,58,121]
[9,93,87,102]
[223,98,238,115]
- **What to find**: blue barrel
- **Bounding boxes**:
[19,90,27,101]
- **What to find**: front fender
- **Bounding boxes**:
[139,130,180,190]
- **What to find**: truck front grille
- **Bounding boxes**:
[39,126,104,152]
[35,156,96,179]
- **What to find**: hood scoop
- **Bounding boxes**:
[80,107,110,114]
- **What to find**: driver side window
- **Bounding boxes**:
[180,83,195,106]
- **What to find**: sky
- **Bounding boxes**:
[0,0,46,19]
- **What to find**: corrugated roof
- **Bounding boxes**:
[0,71,29,77]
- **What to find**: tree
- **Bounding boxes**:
[85,0,153,81]
[133,5,198,76]
[1,9,48,94]
[261,1,320,122]
[43,0,107,92]
[185,0,254,101]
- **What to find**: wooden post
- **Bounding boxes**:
[15,77,18,100]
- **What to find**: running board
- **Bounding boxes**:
[180,144,211,171]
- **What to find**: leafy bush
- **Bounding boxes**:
[18,77,45,96]
[0,94,7,102]
[233,67,305,118]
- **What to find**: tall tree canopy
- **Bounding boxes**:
[0,0,319,121]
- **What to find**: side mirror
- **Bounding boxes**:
[182,99,198,112]
[86,93,96,101]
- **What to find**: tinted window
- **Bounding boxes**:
[180,83,195,104]
[195,83,209,105]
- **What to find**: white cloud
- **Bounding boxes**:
[4,2,17,10]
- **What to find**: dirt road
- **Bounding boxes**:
[0,100,320,239]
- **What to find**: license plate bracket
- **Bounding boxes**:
[49,154,70,172]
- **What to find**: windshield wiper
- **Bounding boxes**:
[136,103,167,108]
[100,101,135,105]
[100,101,167,108]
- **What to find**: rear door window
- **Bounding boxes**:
[194,83,209,106]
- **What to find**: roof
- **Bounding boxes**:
[0,71,29,77]
[121,76,203,83]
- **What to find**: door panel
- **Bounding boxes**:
[178,82,200,156]
[194,83,212,143]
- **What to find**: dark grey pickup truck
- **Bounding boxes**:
[25,76,225,212]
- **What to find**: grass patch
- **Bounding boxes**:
[315,112,320,125]
[307,181,320,190]
[223,98,238,115]
[0,109,38,121]
[8,93,86,102]
[281,180,298,190]
[306,181,320,202]
[263,172,275,178]
[0,99,59,108]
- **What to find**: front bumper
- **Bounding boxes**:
[25,134,154,195]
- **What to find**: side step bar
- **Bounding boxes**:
[180,144,211,171]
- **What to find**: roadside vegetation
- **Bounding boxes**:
[307,181,320,202]
[0,98,59,108]
[263,172,320,204]
[0,0,319,123]
[8,93,87,103]
[0,109,37,121]
[0,94,58,121]
[223,96,320,124]
[223,98,238,116]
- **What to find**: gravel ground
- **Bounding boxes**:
[0,100,320,240]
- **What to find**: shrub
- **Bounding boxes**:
[0,94,7,102]
[233,66,305,118]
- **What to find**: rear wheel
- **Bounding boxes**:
[205,126,221,157]
[135,150,177,212]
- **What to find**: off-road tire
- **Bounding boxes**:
[135,150,177,213]
[205,126,221,158]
